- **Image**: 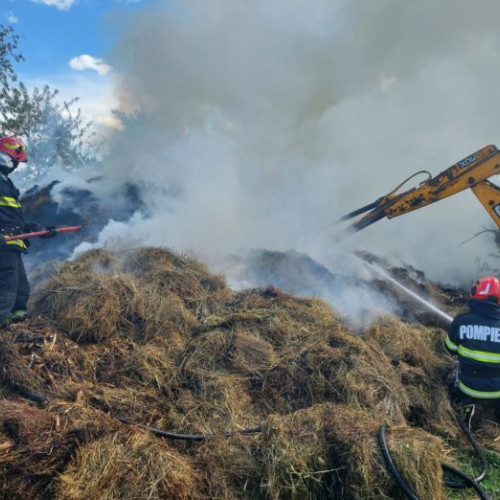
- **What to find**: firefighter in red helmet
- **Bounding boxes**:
[0,136,53,326]
[446,276,500,423]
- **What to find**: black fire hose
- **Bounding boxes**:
[378,424,419,500]
[4,383,48,404]
[379,423,490,500]
[442,463,489,500]
[444,406,488,488]
[117,417,262,441]
[4,384,262,442]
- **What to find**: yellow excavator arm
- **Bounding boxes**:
[339,144,500,234]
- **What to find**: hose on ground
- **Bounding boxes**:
[444,405,488,488]
[441,463,490,500]
[378,424,419,500]
[3,386,262,442]
[4,383,48,404]
[379,419,491,500]
[117,417,262,441]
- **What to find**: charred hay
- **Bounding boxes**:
[0,247,483,498]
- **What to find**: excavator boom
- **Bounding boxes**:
[341,144,500,234]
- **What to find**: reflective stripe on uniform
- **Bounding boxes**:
[0,196,21,208]
[458,345,500,363]
[2,142,23,151]
[458,380,500,399]
[446,336,458,351]
[4,239,27,250]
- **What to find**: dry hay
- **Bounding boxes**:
[123,247,230,315]
[56,429,200,500]
[364,317,458,438]
[0,337,46,395]
[0,399,117,498]
[193,403,446,499]
[265,404,446,500]
[0,247,467,498]
[33,266,198,344]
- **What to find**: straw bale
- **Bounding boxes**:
[56,429,200,500]
[338,345,409,422]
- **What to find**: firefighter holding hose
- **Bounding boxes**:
[0,136,57,326]
[445,276,500,423]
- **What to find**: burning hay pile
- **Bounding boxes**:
[0,247,482,498]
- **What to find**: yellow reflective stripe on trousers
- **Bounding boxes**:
[458,345,500,363]
[0,196,21,208]
[5,239,27,250]
[458,380,500,399]
[445,336,458,352]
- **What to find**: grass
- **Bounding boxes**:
[447,448,500,499]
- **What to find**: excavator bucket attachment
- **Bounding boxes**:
[336,199,381,223]
[334,144,500,239]
[333,199,391,239]
[348,205,388,232]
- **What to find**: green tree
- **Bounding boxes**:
[0,24,99,178]
[0,25,23,119]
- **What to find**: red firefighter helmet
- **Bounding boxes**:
[470,276,500,304]
[0,137,27,172]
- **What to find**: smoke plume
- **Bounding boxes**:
[34,0,500,324]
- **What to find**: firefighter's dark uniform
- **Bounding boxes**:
[446,299,500,413]
[0,170,29,324]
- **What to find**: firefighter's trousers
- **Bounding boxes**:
[0,250,29,323]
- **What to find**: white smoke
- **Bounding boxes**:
[65,0,500,318]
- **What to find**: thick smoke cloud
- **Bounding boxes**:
[76,0,500,293]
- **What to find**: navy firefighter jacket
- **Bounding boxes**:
[446,300,500,398]
[0,171,27,252]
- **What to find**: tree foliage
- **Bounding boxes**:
[0,24,99,178]
[0,25,24,124]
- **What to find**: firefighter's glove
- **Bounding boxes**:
[24,222,43,233]
[40,226,58,239]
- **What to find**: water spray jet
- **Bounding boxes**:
[350,254,453,325]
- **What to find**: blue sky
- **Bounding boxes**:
[3,0,154,130]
